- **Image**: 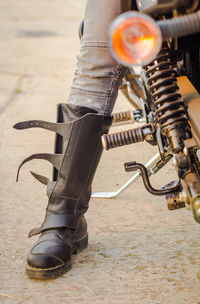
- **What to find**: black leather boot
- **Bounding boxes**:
[14,105,112,279]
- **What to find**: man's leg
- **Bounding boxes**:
[67,0,129,115]
[15,0,131,279]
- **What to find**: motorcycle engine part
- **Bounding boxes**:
[124,161,181,196]
[136,0,191,15]
[145,47,190,153]
[108,11,162,66]
[101,123,155,150]
[164,182,186,210]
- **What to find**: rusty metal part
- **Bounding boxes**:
[124,161,181,196]
[101,124,155,150]
[166,193,186,210]
[165,182,187,210]
[177,76,200,148]
[145,48,190,153]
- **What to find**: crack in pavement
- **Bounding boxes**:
[0,74,26,116]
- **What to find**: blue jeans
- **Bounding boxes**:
[67,0,131,115]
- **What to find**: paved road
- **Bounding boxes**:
[0,1,200,303]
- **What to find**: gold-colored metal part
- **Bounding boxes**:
[145,134,154,141]
[192,195,200,223]
[182,171,200,223]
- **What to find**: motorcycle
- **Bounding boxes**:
[90,0,200,227]
[14,0,200,225]
[13,0,200,281]
[17,0,200,225]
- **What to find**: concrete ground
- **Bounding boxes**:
[0,1,200,303]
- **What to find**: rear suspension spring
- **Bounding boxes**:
[145,47,190,152]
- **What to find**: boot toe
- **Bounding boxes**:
[27,238,71,270]
[27,253,63,269]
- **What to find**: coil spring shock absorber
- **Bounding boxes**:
[145,47,190,153]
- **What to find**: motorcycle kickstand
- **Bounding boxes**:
[92,152,163,199]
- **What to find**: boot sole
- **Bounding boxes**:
[26,233,88,280]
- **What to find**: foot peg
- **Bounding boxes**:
[101,123,156,150]
[112,110,133,124]
[112,109,144,126]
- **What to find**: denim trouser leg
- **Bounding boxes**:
[67,0,131,115]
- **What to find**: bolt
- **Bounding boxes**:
[146,134,154,141]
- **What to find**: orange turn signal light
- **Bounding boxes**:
[109,12,162,66]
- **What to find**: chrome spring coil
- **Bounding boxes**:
[145,48,188,137]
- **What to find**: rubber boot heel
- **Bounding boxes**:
[73,233,88,254]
